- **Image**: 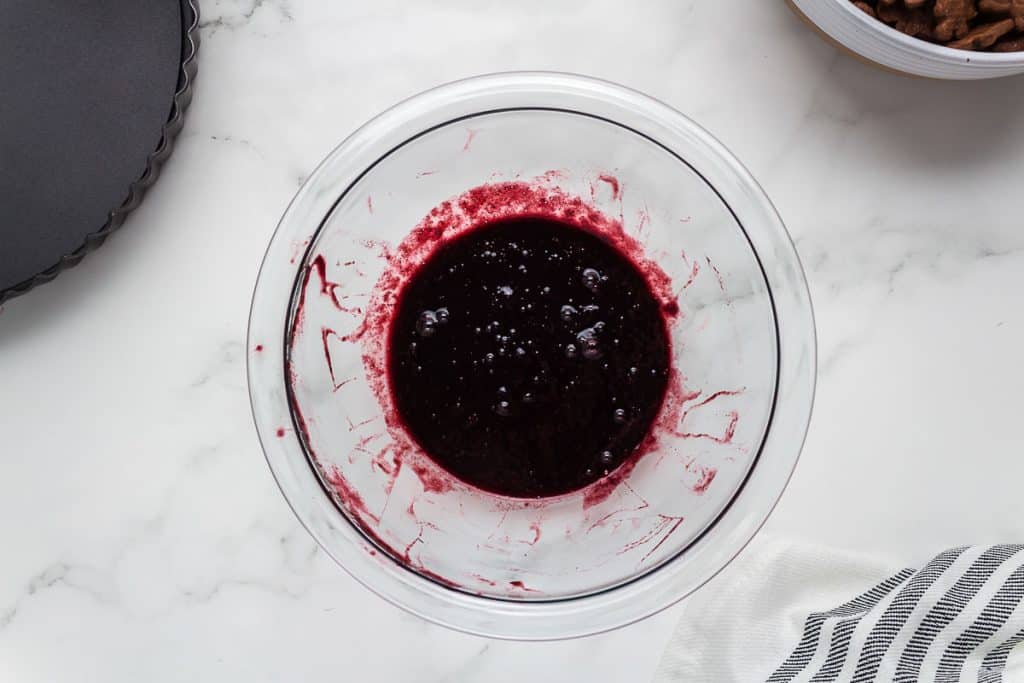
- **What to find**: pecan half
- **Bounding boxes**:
[947,17,1015,47]
[878,2,938,37]
[979,0,1024,30]
[934,0,979,40]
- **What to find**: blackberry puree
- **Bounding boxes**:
[389,216,671,498]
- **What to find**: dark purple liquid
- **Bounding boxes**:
[388,216,671,498]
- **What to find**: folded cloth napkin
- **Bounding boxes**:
[655,537,1024,682]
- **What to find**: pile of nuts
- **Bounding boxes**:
[850,0,1024,51]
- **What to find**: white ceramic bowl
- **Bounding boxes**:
[790,0,1024,79]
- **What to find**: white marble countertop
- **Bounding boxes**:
[3,1,1024,680]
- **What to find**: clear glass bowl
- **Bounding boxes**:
[248,72,815,640]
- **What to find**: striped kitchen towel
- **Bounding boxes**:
[655,539,1024,682]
